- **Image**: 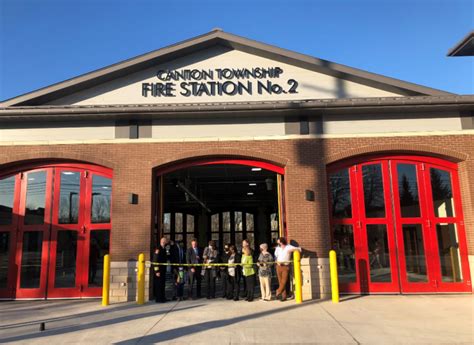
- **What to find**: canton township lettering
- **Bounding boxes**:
[141,67,299,97]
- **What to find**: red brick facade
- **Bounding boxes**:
[0,134,472,262]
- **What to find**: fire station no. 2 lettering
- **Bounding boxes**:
[141,67,298,97]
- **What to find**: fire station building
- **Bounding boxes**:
[1,30,473,302]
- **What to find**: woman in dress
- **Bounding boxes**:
[257,243,273,301]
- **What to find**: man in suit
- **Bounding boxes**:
[170,240,186,300]
[186,238,202,299]
[153,237,169,303]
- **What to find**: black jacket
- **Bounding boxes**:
[228,252,242,279]
[170,244,186,264]
[152,245,168,273]
[220,251,230,272]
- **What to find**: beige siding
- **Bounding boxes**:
[0,121,115,142]
[152,117,287,139]
[48,46,402,106]
[322,112,464,134]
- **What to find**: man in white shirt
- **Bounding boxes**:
[274,237,301,301]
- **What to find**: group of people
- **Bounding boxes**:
[152,236,301,303]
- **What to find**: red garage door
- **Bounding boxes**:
[328,155,471,294]
[0,163,112,299]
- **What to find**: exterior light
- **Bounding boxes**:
[62,172,75,175]
[247,192,254,195]
[251,168,262,171]
[249,183,257,186]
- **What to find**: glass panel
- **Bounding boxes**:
[175,234,183,242]
[329,169,352,218]
[0,176,15,226]
[186,214,194,233]
[175,213,183,233]
[211,232,219,241]
[271,231,279,245]
[366,224,391,282]
[58,172,80,224]
[88,230,110,287]
[0,232,9,288]
[223,232,231,246]
[246,232,254,250]
[270,213,279,231]
[430,168,455,218]
[246,213,254,232]
[436,223,463,282]
[362,164,385,218]
[91,175,112,223]
[25,171,46,225]
[397,164,421,218]
[20,231,43,288]
[54,231,78,288]
[163,213,171,233]
[402,224,428,282]
[211,214,219,232]
[235,232,243,249]
[231,212,238,231]
[332,225,356,283]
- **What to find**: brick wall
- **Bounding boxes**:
[0,134,473,261]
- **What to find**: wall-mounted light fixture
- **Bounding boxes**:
[305,190,315,201]
[129,193,139,204]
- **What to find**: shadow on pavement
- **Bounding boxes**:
[0,302,203,343]
[339,295,366,302]
[117,300,322,344]
[0,301,161,329]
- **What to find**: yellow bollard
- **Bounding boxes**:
[329,250,339,303]
[293,250,303,304]
[137,253,145,305]
[102,254,110,306]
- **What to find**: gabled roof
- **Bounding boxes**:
[1,29,453,107]
[447,30,474,56]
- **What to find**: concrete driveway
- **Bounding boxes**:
[0,295,473,344]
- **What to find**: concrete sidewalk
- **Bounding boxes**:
[0,295,473,344]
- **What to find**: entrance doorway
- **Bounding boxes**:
[155,159,285,252]
[0,163,112,299]
[328,155,471,294]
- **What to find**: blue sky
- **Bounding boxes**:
[0,0,473,101]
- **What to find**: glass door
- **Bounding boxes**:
[15,169,53,298]
[425,165,471,292]
[0,174,20,299]
[391,161,434,292]
[329,167,359,293]
[81,173,111,297]
[354,162,399,293]
[46,169,85,298]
